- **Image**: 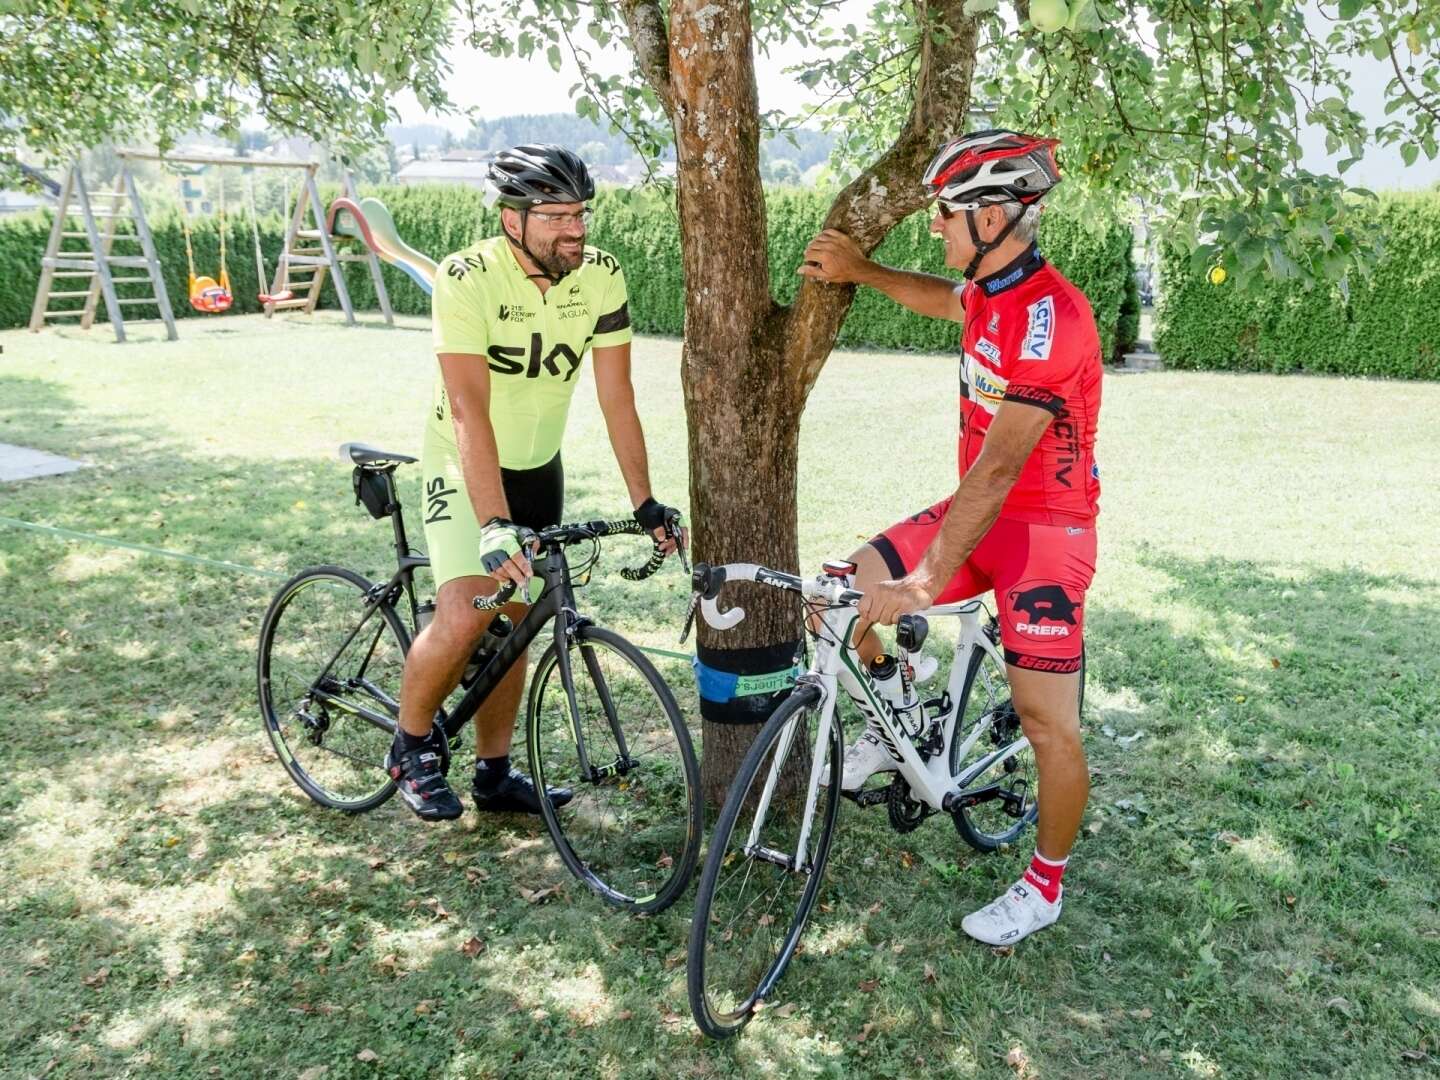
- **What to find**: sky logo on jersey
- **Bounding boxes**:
[975,338,1002,365]
[1021,296,1054,361]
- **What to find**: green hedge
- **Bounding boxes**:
[2,185,1133,358]
[1155,193,1440,380]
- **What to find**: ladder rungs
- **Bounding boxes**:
[104,256,150,268]
[285,255,330,266]
[89,211,134,220]
[46,290,95,299]
[116,298,158,306]
[48,257,99,270]
[297,229,330,239]
[109,276,152,284]
[43,310,86,319]
[61,231,95,238]
[51,270,96,278]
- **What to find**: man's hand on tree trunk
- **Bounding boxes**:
[798,229,870,285]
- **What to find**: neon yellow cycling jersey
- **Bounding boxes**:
[429,234,632,469]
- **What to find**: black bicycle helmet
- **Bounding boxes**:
[487,144,595,207]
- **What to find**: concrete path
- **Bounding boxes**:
[0,443,87,483]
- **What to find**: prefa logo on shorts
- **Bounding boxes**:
[1021,296,1055,361]
[1007,580,1081,639]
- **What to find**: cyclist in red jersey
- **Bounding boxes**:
[800,130,1102,947]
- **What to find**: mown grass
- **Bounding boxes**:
[2,313,1438,1079]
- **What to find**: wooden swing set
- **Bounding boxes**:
[30,149,393,343]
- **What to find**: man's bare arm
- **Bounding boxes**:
[799,229,964,321]
[590,342,652,508]
[910,402,1053,594]
[856,401,1053,630]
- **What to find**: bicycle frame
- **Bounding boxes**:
[704,569,1027,875]
[298,515,636,784]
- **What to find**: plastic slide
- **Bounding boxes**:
[326,196,439,295]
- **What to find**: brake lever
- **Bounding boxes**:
[679,588,700,645]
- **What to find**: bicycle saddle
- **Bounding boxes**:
[339,442,418,467]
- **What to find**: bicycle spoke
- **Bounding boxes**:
[261,569,403,811]
[529,628,698,911]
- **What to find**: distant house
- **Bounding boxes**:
[0,189,48,215]
[396,159,491,188]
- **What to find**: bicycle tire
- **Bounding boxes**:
[258,564,405,813]
[687,683,841,1040]
[526,625,701,914]
[950,636,1086,852]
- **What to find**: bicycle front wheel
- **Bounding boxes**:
[258,565,404,812]
[687,683,842,1040]
[526,625,701,914]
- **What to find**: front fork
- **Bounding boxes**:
[547,601,636,784]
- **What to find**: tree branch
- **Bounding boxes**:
[786,0,979,401]
[619,0,674,115]
[1387,37,1440,124]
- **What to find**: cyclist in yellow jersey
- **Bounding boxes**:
[388,145,687,821]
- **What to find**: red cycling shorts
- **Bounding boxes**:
[869,499,1095,674]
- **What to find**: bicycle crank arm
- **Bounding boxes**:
[841,787,889,808]
[942,782,1025,816]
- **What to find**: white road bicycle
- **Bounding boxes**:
[684,558,1083,1039]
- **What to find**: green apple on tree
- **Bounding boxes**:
[1030,0,1070,33]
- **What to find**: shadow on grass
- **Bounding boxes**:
[4,368,1438,1076]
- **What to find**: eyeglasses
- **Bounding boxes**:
[937,201,986,219]
[528,207,593,228]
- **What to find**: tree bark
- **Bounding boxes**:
[642,0,980,802]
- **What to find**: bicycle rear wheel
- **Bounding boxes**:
[258,565,404,812]
[526,625,701,914]
[687,684,841,1040]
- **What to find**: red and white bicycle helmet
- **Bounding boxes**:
[923,129,1062,279]
[923,129,1062,209]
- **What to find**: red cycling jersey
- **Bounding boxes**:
[959,244,1102,525]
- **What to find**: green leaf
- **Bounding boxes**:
[547,44,562,72]
[1338,0,1364,19]
[1402,142,1419,166]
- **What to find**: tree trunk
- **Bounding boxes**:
[623,0,981,802]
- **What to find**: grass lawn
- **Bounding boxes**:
[2,312,1438,1079]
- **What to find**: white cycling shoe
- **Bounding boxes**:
[961,879,1063,946]
[831,728,898,790]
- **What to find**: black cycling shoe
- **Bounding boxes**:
[471,767,573,815]
[386,732,464,821]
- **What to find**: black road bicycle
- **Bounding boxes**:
[257,443,701,914]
